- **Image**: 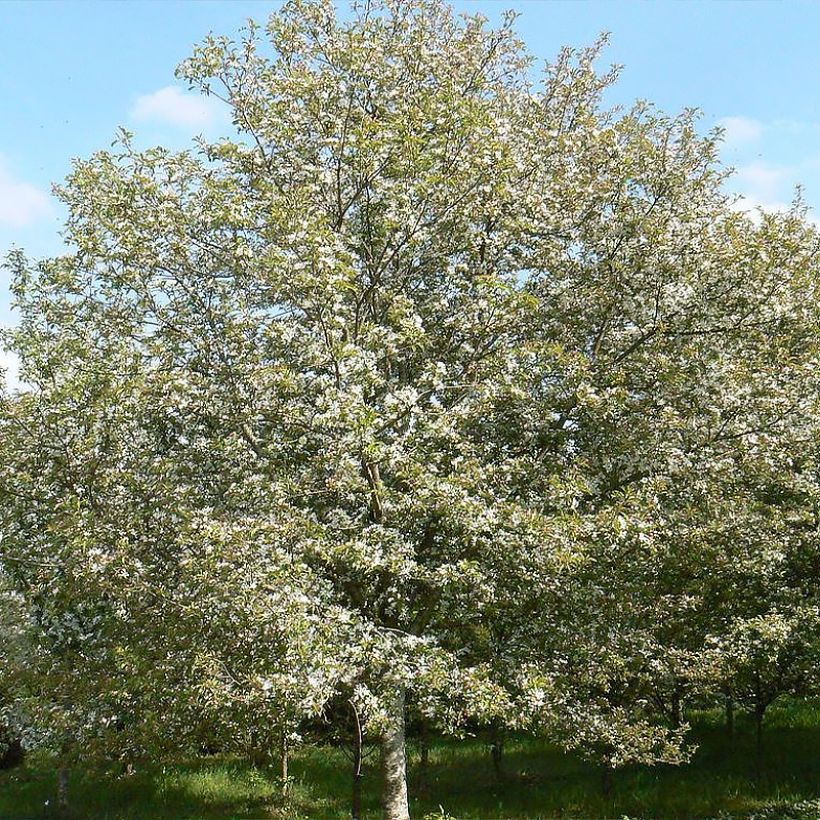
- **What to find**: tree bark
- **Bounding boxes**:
[670,689,682,730]
[57,765,69,815]
[601,765,613,798]
[352,702,363,820]
[490,721,504,781]
[280,729,289,795]
[725,695,734,740]
[754,703,765,784]
[381,685,410,820]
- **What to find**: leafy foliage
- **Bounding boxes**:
[1,0,820,813]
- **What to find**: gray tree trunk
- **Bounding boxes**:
[280,730,289,795]
[381,685,410,820]
[57,765,69,814]
[352,727,363,820]
[351,698,364,820]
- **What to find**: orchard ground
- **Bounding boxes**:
[3,700,820,819]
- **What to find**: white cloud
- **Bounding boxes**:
[728,160,820,225]
[130,85,226,129]
[729,194,791,222]
[733,162,789,204]
[769,119,820,135]
[718,116,763,147]
[0,348,22,392]
[717,116,820,223]
[0,160,52,228]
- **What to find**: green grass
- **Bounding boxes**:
[3,703,820,819]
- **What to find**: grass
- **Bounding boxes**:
[2,702,820,819]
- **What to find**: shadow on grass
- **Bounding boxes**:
[403,715,820,819]
[0,758,283,820]
[2,707,820,819]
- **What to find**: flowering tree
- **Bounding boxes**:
[3,1,820,817]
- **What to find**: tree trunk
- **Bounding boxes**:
[380,685,410,820]
[352,704,363,820]
[754,703,765,784]
[670,689,682,730]
[248,728,260,767]
[490,722,504,781]
[352,761,363,820]
[280,730,289,795]
[725,695,734,740]
[57,765,69,815]
[601,765,613,798]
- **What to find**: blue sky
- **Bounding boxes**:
[2,0,820,371]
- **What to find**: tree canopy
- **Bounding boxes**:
[2,1,820,817]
